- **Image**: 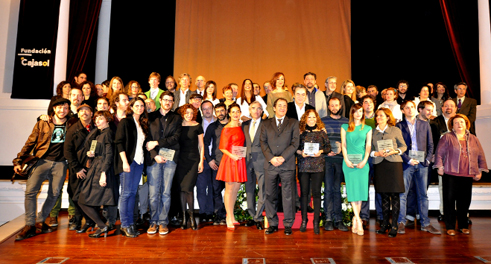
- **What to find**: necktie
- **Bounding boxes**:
[458,99,462,109]
[86,125,91,132]
[250,120,256,142]
[277,118,282,131]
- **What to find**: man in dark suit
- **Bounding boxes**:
[262,81,272,104]
[260,98,299,235]
[395,101,440,235]
[242,101,266,230]
[430,99,457,222]
[453,82,477,134]
[286,83,315,121]
[396,80,413,105]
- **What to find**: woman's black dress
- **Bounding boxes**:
[175,125,203,192]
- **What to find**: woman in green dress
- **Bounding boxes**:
[341,103,372,236]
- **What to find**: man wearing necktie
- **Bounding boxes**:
[452,82,477,135]
[260,98,299,235]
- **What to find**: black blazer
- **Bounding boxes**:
[453,97,477,134]
[396,119,434,169]
[260,116,300,171]
[286,102,315,120]
[145,110,182,165]
[430,115,448,151]
[114,115,144,175]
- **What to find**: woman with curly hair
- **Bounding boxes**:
[175,104,204,230]
[296,109,330,234]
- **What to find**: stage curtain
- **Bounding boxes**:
[174,0,351,97]
[440,0,479,98]
[66,0,102,85]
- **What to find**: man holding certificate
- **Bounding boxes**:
[395,101,441,235]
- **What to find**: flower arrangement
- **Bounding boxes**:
[340,184,354,226]
[233,183,256,222]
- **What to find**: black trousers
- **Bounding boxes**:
[442,174,473,230]
[299,172,323,223]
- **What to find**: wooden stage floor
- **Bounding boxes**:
[1,211,490,264]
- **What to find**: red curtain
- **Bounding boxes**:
[66,0,102,83]
[439,0,475,98]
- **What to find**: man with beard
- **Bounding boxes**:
[304,72,326,117]
[430,99,457,222]
[195,100,217,222]
[14,98,71,241]
[396,80,412,105]
[145,91,182,235]
[321,97,349,232]
[203,102,229,225]
[57,104,96,231]
[323,76,346,118]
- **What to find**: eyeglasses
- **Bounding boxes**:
[162,99,173,103]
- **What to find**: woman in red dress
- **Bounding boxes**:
[216,103,247,230]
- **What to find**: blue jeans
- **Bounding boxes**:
[25,159,67,226]
[398,163,430,227]
[324,161,343,222]
[147,160,177,225]
[196,161,214,215]
[119,161,144,228]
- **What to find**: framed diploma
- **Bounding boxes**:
[409,150,425,162]
[347,154,363,165]
[232,146,247,158]
[377,139,394,151]
[304,142,319,156]
[158,148,176,161]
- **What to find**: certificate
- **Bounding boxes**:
[330,141,341,154]
[304,142,319,156]
[377,139,394,151]
[90,140,98,153]
[347,154,363,165]
[158,148,175,161]
[409,150,425,162]
[232,146,247,158]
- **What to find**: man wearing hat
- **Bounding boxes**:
[13,98,72,241]
[49,104,96,230]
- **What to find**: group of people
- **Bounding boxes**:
[13,70,487,241]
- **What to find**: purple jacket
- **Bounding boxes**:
[433,130,488,176]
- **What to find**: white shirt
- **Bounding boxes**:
[249,118,261,141]
[149,87,160,100]
[179,88,188,107]
[236,96,269,119]
[294,102,306,121]
[133,116,145,165]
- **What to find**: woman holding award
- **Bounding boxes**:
[216,103,247,230]
[296,109,330,234]
[175,104,204,230]
[341,103,372,236]
[371,108,407,238]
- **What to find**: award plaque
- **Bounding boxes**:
[304,142,320,156]
[232,146,247,158]
[90,140,97,153]
[409,150,425,162]
[158,148,176,161]
[347,154,363,165]
[331,141,341,154]
[377,139,394,151]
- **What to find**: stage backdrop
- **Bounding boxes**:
[174,0,351,97]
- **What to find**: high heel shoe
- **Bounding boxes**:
[352,217,358,234]
[376,222,391,234]
[233,221,240,226]
[388,226,398,238]
[181,211,188,230]
[188,210,198,230]
[76,223,95,233]
[357,217,364,236]
[88,226,109,238]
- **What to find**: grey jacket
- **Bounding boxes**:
[371,125,407,164]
